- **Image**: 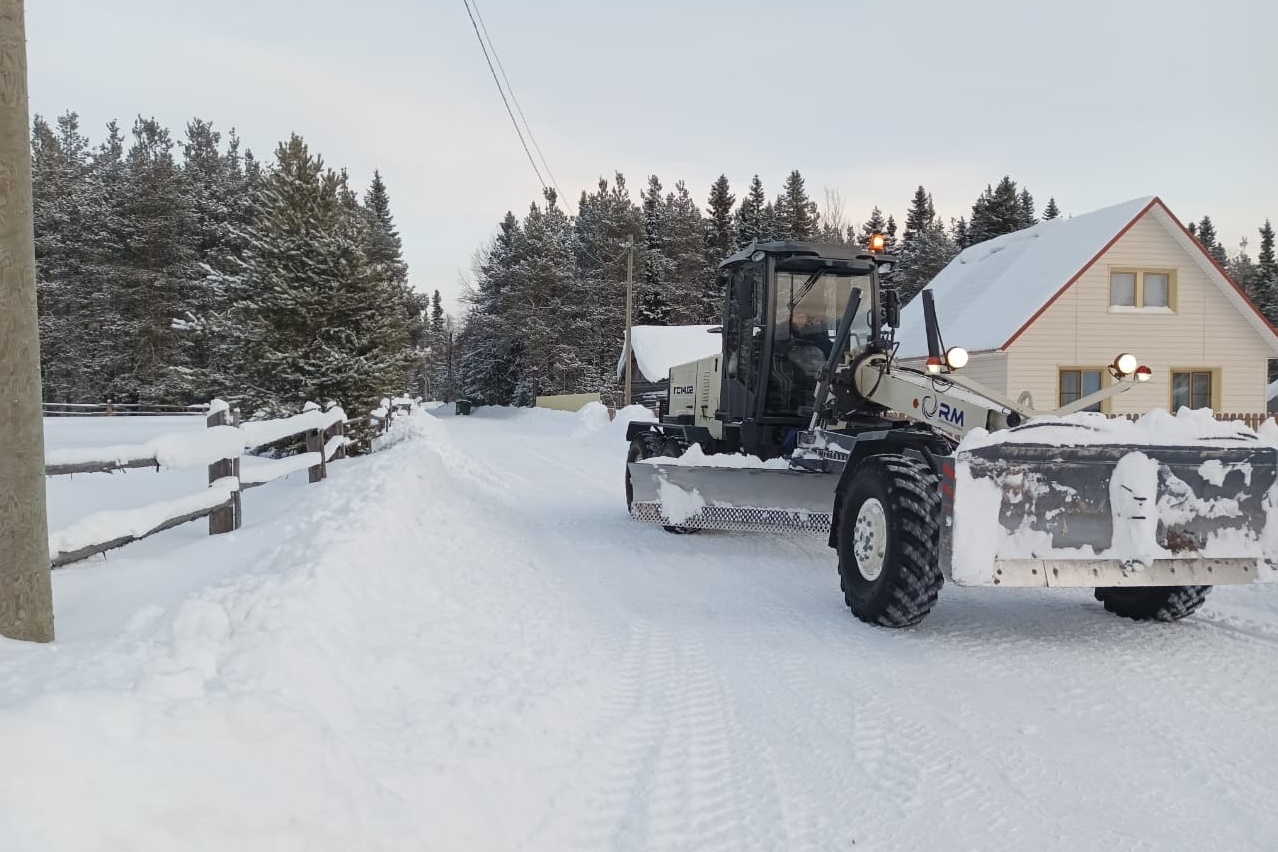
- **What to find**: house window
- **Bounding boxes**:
[1171,370,1214,411]
[1059,368,1105,412]
[1110,268,1176,310]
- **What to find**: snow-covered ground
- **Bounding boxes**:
[4,406,1278,851]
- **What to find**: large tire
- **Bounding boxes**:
[1093,585,1210,622]
[624,434,701,534]
[836,453,943,628]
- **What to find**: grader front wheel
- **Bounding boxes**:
[836,453,944,628]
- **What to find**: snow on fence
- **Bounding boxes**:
[44,396,417,568]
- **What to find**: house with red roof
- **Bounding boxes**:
[896,196,1278,415]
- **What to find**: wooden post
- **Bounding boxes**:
[0,0,54,643]
[306,429,326,483]
[207,408,239,534]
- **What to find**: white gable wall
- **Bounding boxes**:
[1006,211,1277,414]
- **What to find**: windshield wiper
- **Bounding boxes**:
[788,270,823,311]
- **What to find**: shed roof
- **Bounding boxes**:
[617,325,723,383]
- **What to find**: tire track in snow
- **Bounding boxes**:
[517,620,791,852]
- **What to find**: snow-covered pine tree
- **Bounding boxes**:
[893,219,958,307]
[457,212,524,404]
[572,172,642,404]
[362,169,426,390]
[1195,215,1228,265]
[705,174,735,264]
[507,189,586,400]
[666,180,711,323]
[775,169,818,240]
[1228,237,1261,306]
[965,176,1034,246]
[902,186,935,245]
[639,174,674,324]
[115,117,203,403]
[1255,220,1277,324]
[735,175,766,248]
[1043,197,1061,220]
[31,112,95,402]
[78,120,136,403]
[200,134,414,417]
[1019,188,1037,226]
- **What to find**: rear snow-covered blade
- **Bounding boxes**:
[946,440,1278,588]
[627,459,838,533]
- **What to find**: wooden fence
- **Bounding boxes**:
[44,396,418,568]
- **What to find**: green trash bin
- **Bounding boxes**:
[455,399,473,416]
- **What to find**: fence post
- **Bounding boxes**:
[208,407,239,534]
[306,428,326,483]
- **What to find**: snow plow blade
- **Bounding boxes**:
[945,440,1278,588]
[627,459,838,533]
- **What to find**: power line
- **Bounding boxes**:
[460,0,631,271]
[469,0,565,206]
[461,0,546,192]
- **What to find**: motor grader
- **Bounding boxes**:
[623,238,1278,627]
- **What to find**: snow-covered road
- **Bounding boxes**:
[3,404,1278,851]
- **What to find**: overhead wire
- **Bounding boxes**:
[461,0,546,192]
[469,0,566,207]
[460,0,632,270]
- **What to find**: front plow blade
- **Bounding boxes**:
[947,442,1278,588]
[627,459,838,533]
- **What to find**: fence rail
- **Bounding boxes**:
[42,402,211,417]
[45,396,418,568]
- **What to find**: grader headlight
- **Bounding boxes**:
[1113,352,1139,376]
[944,347,970,370]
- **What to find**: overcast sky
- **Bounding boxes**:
[28,0,1278,316]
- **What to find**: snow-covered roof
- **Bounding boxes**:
[617,324,722,382]
[896,196,1157,358]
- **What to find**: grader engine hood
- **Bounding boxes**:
[945,412,1278,588]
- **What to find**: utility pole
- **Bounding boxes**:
[0,0,54,642]
[624,238,634,408]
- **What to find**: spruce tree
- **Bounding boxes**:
[859,206,888,249]
[735,175,766,247]
[1256,220,1278,324]
[639,174,674,324]
[571,172,642,403]
[32,113,96,402]
[894,219,958,306]
[1019,188,1037,226]
[200,134,413,416]
[117,116,203,402]
[1195,215,1228,265]
[775,169,818,240]
[665,180,711,323]
[966,176,1034,246]
[507,189,585,401]
[705,174,735,264]
[903,186,935,244]
[457,212,524,404]
[1043,197,1061,220]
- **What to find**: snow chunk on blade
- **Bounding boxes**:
[947,409,1278,587]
